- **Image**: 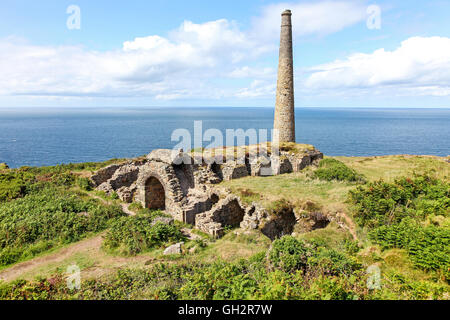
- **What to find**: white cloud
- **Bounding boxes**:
[0,19,266,99]
[0,1,369,102]
[236,80,276,98]
[4,2,448,103]
[228,66,275,79]
[305,36,450,96]
[251,0,367,40]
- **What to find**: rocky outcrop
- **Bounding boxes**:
[151,216,174,226]
[240,202,297,240]
[93,162,141,203]
[293,210,330,234]
[91,164,122,186]
[249,156,272,176]
[163,242,184,255]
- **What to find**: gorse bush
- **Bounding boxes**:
[0,187,124,266]
[314,158,365,183]
[307,247,361,277]
[268,236,361,277]
[0,168,82,203]
[0,159,126,204]
[268,236,312,272]
[349,174,449,229]
[76,177,92,191]
[103,213,186,255]
[0,170,36,202]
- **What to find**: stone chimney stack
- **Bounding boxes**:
[274,9,296,143]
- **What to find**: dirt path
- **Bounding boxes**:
[90,194,135,216]
[0,233,157,283]
[0,234,104,283]
[120,203,136,216]
[0,196,137,283]
[0,195,156,283]
[336,212,358,241]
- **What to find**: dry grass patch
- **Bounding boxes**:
[190,230,271,263]
[336,155,449,182]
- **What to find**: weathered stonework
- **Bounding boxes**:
[249,156,272,176]
[240,202,297,240]
[91,164,122,187]
[92,145,323,238]
[93,161,141,203]
[221,162,249,181]
[274,10,296,143]
[195,195,246,238]
[292,209,330,235]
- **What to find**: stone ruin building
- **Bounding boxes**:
[92,145,323,239]
[91,10,326,239]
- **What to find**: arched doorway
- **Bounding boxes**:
[145,176,166,210]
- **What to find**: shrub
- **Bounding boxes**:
[306,275,359,300]
[179,260,258,300]
[349,175,449,229]
[128,202,143,212]
[110,192,119,200]
[76,177,92,191]
[314,158,365,183]
[382,272,449,300]
[307,248,362,276]
[0,170,36,202]
[268,236,312,272]
[103,214,186,255]
[343,239,361,255]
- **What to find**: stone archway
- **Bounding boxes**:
[145,176,166,210]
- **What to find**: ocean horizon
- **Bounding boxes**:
[1,107,449,168]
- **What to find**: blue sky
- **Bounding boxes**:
[0,0,449,108]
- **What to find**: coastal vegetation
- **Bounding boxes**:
[103,212,186,256]
[313,158,366,183]
[0,155,448,300]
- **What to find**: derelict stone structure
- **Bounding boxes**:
[92,145,323,238]
[274,9,296,143]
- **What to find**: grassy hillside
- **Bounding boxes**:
[0,155,448,300]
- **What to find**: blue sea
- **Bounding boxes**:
[0,107,449,168]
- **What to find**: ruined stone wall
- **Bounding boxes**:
[92,146,323,238]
